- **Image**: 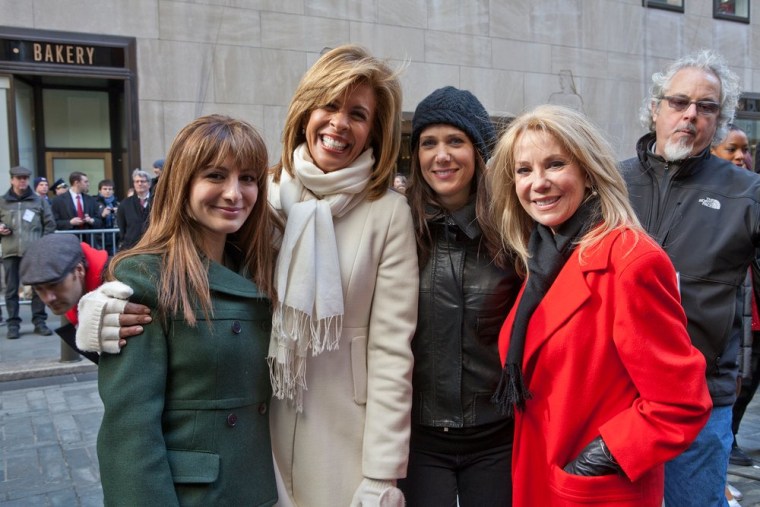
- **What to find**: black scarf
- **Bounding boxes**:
[492,198,600,416]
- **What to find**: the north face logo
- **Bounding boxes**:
[698,197,721,210]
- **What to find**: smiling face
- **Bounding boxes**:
[188,155,258,256]
[712,129,750,168]
[653,67,722,160]
[418,124,476,211]
[304,83,376,173]
[513,129,587,233]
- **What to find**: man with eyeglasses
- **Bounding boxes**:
[621,50,760,506]
[116,169,152,251]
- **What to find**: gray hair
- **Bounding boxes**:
[639,49,742,143]
[132,169,151,181]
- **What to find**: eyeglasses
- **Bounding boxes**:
[660,96,720,116]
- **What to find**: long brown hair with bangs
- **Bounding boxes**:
[272,44,403,200]
[107,114,276,325]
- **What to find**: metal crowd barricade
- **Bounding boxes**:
[53,227,120,256]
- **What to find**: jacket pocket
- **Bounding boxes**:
[167,449,220,484]
[548,463,645,505]
[351,335,368,405]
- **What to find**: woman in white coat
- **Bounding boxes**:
[267,45,418,507]
[74,45,417,507]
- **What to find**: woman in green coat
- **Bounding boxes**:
[96,114,278,506]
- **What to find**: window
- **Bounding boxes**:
[642,0,684,12]
[714,0,750,23]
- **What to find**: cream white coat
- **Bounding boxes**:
[269,185,418,507]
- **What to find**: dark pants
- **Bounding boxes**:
[4,256,47,328]
[733,333,760,441]
[398,443,512,507]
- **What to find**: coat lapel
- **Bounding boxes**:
[521,233,615,365]
[207,261,266,299]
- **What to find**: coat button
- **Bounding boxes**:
[258,403,267,415]
[226,413,238,427]
[231,321,242,334]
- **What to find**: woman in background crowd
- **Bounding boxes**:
[712,124,759,506]
[712,124,751,169]
[489,104,711,506]
[398,86,519,506]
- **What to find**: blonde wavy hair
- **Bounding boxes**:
[489,105,640,274]
[272,44,403,200]
[108,114,276,325]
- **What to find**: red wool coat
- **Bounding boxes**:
[499,228,711,506]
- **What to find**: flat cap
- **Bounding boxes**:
[21,234,84,286]
[10,166,32,177]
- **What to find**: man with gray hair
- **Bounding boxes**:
[116,169,151,251]
[621,49,760,505]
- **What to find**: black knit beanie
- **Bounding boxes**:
[411,86,497,162]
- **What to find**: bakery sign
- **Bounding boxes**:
[0,37,125,68]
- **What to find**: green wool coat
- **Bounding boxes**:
[97,255,276,506]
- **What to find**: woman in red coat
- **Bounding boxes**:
[488,104,712,506]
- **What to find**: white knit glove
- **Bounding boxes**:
[75,281,133,354]
[350,479,405,507]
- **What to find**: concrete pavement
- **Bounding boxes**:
[1,372,102,506]
[0,304,96,383]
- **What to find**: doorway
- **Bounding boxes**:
[12,75,125,195]
[0,26,138,198]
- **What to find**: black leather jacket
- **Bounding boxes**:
[621,132,760,406]
[411,202,520,428]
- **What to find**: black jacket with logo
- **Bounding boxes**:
[621,132,760,406]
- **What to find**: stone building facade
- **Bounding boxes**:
[0,0,757,194]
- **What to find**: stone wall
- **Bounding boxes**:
[1,0,756,162]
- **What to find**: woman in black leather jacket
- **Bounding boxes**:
[397,86,521,506]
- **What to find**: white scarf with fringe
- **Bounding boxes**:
[268,143,373,411]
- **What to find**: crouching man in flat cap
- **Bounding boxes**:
[20,234,151,362]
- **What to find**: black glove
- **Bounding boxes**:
[563,436,624,477]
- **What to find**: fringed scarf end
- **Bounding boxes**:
[310,314,342,355]
[491,363,532,417]
[267,344,307,412]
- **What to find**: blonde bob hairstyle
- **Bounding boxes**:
[273,44,403,200]
[489,104,641,274]
[108,114,276,325]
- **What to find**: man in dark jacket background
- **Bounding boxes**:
[116,169,151,251]
[0,165,56,339]
[620,49,760,506]
[51,171,103,246]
